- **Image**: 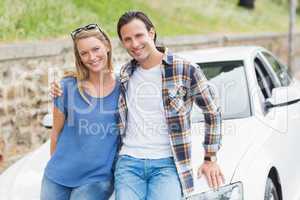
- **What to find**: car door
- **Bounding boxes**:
[260,51,300,200]
[252,54,290,199]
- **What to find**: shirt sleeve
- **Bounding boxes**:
[190,64,222,153]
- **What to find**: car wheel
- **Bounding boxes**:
[264,177,280,200]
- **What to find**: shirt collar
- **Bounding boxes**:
[121,46,173,83]
[158,46,172,66]
[129,46,173,67]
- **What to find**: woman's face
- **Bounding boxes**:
[76,36,109,73]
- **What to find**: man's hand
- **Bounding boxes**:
[49,81,62,98]
[197,161,225,190]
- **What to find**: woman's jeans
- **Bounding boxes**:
[40,175,113,200]
[114,155,182,200]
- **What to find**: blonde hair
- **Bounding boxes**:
[66,28,113,105]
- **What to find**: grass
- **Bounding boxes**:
[0,0,299,42]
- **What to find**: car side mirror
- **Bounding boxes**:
[265,86,300,109]
[42,113,52,129]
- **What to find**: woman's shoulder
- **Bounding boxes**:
[61,76,77,86]
[59,77,78,95]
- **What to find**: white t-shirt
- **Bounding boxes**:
[119,65,173,159]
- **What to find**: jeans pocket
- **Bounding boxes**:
[115,155,131,171]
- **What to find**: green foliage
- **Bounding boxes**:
[0,0,299,42]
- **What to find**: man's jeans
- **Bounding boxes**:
[40,175,113,200]
[114,155,182,200]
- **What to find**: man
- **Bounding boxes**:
[115,11,223,200]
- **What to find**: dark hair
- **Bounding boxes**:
[117,11,157,43]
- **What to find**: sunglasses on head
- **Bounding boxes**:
[70,23,103,39]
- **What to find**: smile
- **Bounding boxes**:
[132,46,144,55]
[89,60,102,66]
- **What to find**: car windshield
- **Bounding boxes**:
[192,60,251,122]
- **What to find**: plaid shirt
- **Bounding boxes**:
[117,47,222,197]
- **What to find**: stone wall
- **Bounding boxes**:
[0,33,300,172]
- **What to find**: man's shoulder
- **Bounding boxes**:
[120,60,136,75]
[167,51,196,67]
[167,52,198,75]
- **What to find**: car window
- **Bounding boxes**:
[192,61,251,122]
[254,61,271,99]
[261,52,291,86]
[254,57,279,99]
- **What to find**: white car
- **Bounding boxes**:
[1,46,300,200]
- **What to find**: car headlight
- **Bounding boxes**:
[189,182,243,200]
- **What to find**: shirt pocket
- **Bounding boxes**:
[167,84,187,114]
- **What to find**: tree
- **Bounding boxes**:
[238,0,255,9]
[288,0,297,69]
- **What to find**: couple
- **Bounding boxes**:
[41,11,224,200]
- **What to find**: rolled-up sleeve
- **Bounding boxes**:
[190,64,222,153]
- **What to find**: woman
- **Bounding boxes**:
[41,24,120,200]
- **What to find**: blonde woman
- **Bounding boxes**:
[41,24,120,200]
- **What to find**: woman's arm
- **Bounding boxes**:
[50,106,65,156]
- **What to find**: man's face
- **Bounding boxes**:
[120,19,156,64]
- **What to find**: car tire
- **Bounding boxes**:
[264,177,280,200]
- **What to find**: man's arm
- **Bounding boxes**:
[189,64,224,189]
[50,82,62,98]
[50,71,77,98]
[190,64,222,153]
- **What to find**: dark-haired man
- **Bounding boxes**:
[115,11,224,200]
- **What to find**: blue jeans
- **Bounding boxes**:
[40,175,113,200]
[114,155,182,200]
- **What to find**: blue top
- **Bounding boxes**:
[45,77,120,187]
